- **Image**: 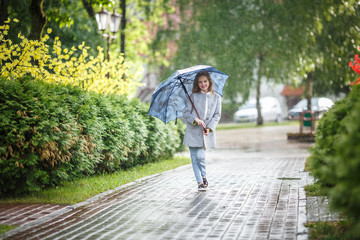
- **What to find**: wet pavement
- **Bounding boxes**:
[1,124,323,239]
[0,204,67,226]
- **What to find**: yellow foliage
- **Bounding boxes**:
[0,18,140,95]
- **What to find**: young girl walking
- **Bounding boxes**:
[182,70,222,191]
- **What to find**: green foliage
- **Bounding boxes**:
[4,0,102,55]
[166,0,360,107]
[4,0,174,68]
[309,86,360,192]
[309,85,360,236]
[0,77,185,195]
[306,221,354,240]
[329,93,360,235]
[304,182,323,197]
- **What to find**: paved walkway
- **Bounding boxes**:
[1,125,316,239]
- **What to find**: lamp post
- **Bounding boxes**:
[95,8,121,62]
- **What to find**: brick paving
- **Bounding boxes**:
[0,204,67,226]
[1,125,314,240]
[306,196,340,223]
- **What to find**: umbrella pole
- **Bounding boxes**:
[179,78,206,131]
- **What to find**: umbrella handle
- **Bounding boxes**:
[179,78,206,131]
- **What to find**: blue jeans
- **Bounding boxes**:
[189,147,206,183]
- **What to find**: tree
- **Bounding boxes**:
[1,0,102,54]
[2,0,174,68]
[285,1,360,111]
[120,0,126,57]
[169,0,315,125]
[0,0,9,26]
[28,0,47,40]
[311,1,360,95]
[82,0,95,18]
[164,0,360,124]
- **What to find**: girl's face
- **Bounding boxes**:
[198,75,210,92]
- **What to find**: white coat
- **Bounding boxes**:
[182,91,222,148]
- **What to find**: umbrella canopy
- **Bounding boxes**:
[148,65,229,124]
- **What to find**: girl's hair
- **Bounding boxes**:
[192,70,214,93]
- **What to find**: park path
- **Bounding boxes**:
[1,124,315,240]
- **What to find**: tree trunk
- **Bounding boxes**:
[120,0,126,58]
[305,71,313,110]
[256,54,264,126]
[28,0,47,40]
[81,0,94,18]
[0,0,9,26]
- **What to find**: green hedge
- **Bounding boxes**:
[309,86,360,192]
[0,77,185,195]
[309,85,360,235]
[330,97,360,234]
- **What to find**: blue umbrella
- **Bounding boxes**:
[148,65,229,124]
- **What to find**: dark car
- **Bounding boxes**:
[287,97,334,120]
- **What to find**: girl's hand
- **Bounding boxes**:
[203,128,210,136]
[195,118,206,129]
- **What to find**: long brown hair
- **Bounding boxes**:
[192,70,214,93]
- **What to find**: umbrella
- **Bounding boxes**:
[148,65,229,124]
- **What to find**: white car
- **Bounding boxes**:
[233,97,282,123]
[287,97,334,120]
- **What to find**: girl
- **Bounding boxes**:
[182,70,222,191]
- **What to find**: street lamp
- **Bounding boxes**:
[95,8,110,31]
[95,8,121,62]
[109,11,121,34]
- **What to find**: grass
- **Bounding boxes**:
[304,181,323,197]
[307,221,355,240]
[216,120,298,131]
[0,225,17,235]
[304,156,311,172]
[0,156,190,205]
[304,156,325,197]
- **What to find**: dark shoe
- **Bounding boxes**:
[198,183,206,191]
[203,177,208,188]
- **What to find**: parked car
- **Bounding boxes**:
[233,97,282,123]
[287,97,334,120]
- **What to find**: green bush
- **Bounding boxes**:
[309,86,360,192]
[329,97,360,235]
[0,77,87,194]
[308,85,360,236]
[0,77,185,195]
